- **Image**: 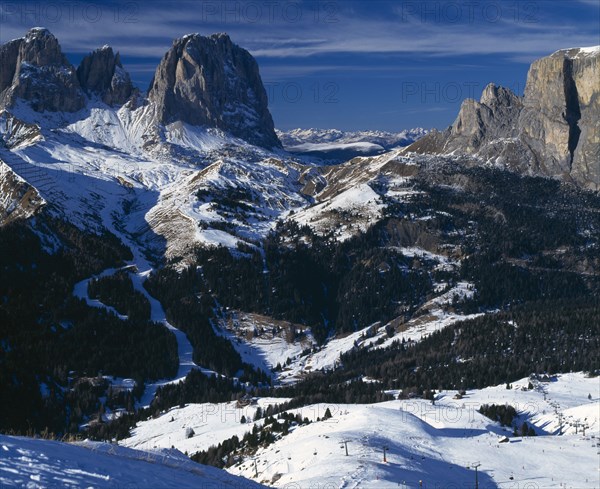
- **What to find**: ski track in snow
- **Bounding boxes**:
[73,216,216,407]
[0,434,267,488]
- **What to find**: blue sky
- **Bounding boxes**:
[1,0,599,131]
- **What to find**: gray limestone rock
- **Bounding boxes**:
[148,33,280,149]
[405,47,600,189]
[0,28,85,113]
[77,46,134,106]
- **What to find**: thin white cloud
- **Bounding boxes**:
[575,0,600,7]
[0,1,597,68]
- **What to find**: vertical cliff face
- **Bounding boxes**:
[519,52,579,180]
[555,48,598,187]
[0,28,85,113]
[0,29,281,149]
[148,33,280,149]
[77,46,134,106]
[406,46,600,189]
[515,46,599,187]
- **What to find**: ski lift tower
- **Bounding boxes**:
[340,440,349,456]
[468,462,481,489]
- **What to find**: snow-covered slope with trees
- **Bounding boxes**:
[231,374,599,488]
[117,373,599,488]
[1,28,599,489]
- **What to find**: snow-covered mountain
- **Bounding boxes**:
[278,127,428,148]
[122,373,600,488]
[0,28,280,149]
[0,28,599,489]
[277,127,428,162]
[0,28,302,261]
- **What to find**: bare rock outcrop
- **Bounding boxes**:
[148,33,280,149]
[0,110,42,148]
[0,159,45,225]
[406,46,600,189]
[0,28,85,113]
[77,46,134,105]
[520,47,599,186]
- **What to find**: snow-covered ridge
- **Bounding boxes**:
[551,45,600,58]
[0,100,311,260]
[120,373,599,488]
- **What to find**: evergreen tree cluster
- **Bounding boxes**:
[59,298,178,380]
[408,164,600,309]
[478,404,517,427]
[192,410,313,469]
[275,297,599,398]
[150,369,242,411]
[192,220,432,343]
[0,216,175,434]
[88,270,151,321]
[145,268,270,383]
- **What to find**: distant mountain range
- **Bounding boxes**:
[277,127,429,162]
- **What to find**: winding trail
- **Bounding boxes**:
[73,203,216,407]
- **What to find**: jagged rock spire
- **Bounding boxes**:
[77,45,134,106]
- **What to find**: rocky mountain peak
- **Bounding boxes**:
[77,45,134,106]
[20,27,66,66]
[446,82,523,152]
[480,83,520,108]
[0,29,281,148]
[0,27,85,113]
[405,46,600,189]
[148,32,280,148]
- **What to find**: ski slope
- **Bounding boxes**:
[119,373,600,488]
[122,397,291,454]
[230,373,600,488]
[0,435,265,488]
